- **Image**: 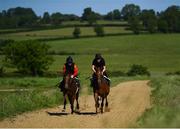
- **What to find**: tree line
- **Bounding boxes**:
[0,4,179,33]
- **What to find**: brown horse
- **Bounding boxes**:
[93,67,110,113]
[62,73,80,114]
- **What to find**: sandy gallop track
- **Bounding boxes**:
[0,80,151,128]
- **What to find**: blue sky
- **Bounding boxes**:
[0,0,179,16]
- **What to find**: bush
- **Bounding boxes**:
[73,27,81,38]
[0,66,5,77]
[127,64,150,76]
[0,39,14,54]
[3,40,54,76]
[94,25,105,36]
[166,71,180,76]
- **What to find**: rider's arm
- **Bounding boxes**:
[102,66,106,73]
[92,65,96,73]
[102,58,106,74]
[63,65,66,74]
[73,64,78,77]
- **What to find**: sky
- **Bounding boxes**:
[0,0,180,16]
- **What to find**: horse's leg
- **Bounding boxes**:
[105,96,109,112]
[94,92,98,113]
[101,97,104,113]
[76,91,79,111]
[68,95,74,114]
[62,93,67,112]
[105,96,108,107]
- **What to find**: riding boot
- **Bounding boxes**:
[59,80,64,92]
[103,72,110,86]
[75,77,80,88]
[90,78,93,87]
[107,80,111,86]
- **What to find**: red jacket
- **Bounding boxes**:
[63,64,78,77]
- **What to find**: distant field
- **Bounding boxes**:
[1,34,180,75]
[47,34,180,75]
[61,20,127,25]
[0,26,131,41]
[2,34,180,87]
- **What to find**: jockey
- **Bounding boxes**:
[91,53,110,87]
[59,56,79,91]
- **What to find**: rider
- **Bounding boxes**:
[59,56,79,91]
[91,53,110,88]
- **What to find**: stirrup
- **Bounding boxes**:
[103,75,111,81]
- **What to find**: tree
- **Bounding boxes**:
[3,40,53,76]
[128,16,141,34]
[87,13,97,25]
[104,9,121,20]
[162,5,180,32]
[104,11,114,20]
[140,9,156,27]
[147,18,157,33]
[113,9,121,20]
[94,25,104,36]
[82,7,92,21]
[42,12,51,24]
[51,12,63,25]
[0,7,37,28]
[7,7,37,27]
[158,19,168,33]
[121,4,141,20]
[140,10,158,33]
[81,7,100,25]
[73,27,81,38]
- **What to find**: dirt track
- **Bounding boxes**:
[0,80,151,128]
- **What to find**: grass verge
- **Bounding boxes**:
[0,89,63,120]
[138,75,180,127]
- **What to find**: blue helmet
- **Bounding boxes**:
[66,56,73,64]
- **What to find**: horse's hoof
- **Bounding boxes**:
[75,109,80,113]
[105,107,110,112]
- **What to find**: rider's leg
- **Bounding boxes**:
[93,73,98,89]
[103,71,110,86]
[74,76,80,88]
[59,79,65,92]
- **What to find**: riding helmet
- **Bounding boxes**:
[66,56,73,63]
[95,53,102,59]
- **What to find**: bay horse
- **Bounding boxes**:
[62,73,80,114]
[93,67,110,113]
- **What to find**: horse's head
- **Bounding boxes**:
[95,67,103,83]
[64,73,72,89]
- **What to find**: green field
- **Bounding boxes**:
[2,34,180,75]
[0,26,131,41]
[61,20,127,25]
[47,34,180,74]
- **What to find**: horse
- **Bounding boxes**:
[93,67,110,113]
[62,73,80,114]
